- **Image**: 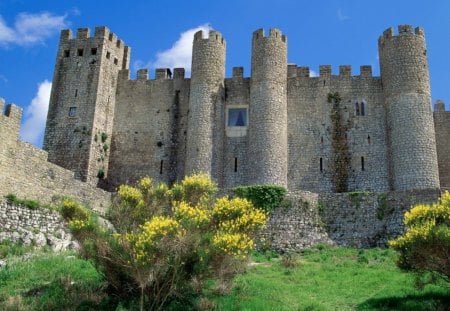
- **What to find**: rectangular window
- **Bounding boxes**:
[77,49,83,56]
[228,108,247,127]
[68,107,77,117]
[160,160,164,175]
[106,51,111,59]
[361,156,365,171]
[234,157,238,172]
[114,58,118,65]
[91,48,97,55]
[64,50,70,57]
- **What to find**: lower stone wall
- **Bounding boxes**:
[0,199,77,251]
[0,140,111,214]
[261,191,334,252]
[319,189,440,247]
[263,189,441,251]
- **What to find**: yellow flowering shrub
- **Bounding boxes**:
[117,185,144,208]
[213,197,267,234]
[389,191,450,281]
[212,232,254,258]
[127,216,182,265]
[173,201,210,228]
[67,174,268,309]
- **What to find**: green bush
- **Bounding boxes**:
[232,185,287,212]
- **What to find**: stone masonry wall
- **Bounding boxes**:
[263,189,440,251]
[0,102,111,213]
[0,199,77,251]
[434,100,450,190]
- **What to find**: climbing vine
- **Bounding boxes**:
[328,92,350,193]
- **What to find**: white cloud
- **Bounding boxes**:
[0,12,68,47]
[337,9,349,21]
[138,24,213,76]
[20,80,51,146]
[310,70,318,77]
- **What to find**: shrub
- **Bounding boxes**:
[389,191,450,285]
[67,174,267,310]
[232,185,287,212]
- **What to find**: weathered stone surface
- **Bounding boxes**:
[0,199,77,251]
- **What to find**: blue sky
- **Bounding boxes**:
[1,0,449,147]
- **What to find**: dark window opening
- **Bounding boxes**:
[69,107,77,117]
[234,157,238,172]
[361,156,365,171]
[91,48,97,55]
[360,102,365,116]
[108,33,113,41]
[64,50,70,57]
[355,102,360,116]
[367,135,371,144]
[228,108,247,127]
[106,51,110,59]
[321,136,323,144]
[77,49,83,56]
[160,160,163,175]
[75,89,78,97]
[320,157,323,172]
[114,58,118,65]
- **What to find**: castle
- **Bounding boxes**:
[41,24,450,193]
[1,24,449,248]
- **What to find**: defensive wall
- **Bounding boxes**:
[0,99,111,213]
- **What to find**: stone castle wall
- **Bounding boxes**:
[0,199,77,251]
[434,100,450,190]
[263,189,440,251]
[39,24,445,193]
[0,101,111,213]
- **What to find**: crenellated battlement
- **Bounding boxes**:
[194,30,225,45]
[378,25,425,45]
[287,65,374,78]
[434,100,446,112]
[252,28,287,43]
[0,99,22,121]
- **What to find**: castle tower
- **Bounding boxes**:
[248,29,288,186]
[43,27,130,184]
[379,25,439,190]
[185,30,226,176]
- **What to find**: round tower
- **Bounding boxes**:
[248,28,288,187]
[185,30,226,176]
[379,25,439,190]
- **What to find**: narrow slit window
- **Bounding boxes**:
[355,102,360,116]
[321,136,323,144]
[77,49,83,56]
[367,135,371,144]
[160,160,163,175]
[360,102,365,116]
[361,156,365,171]
[114,58,118,65]
[320,157,323,172]
[234,157,238,172]
[68,107,77,117]
[75,89,78,97]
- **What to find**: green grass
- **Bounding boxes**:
[212,246,450,311]
[0,247,104,310]
[0,244,448,310]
